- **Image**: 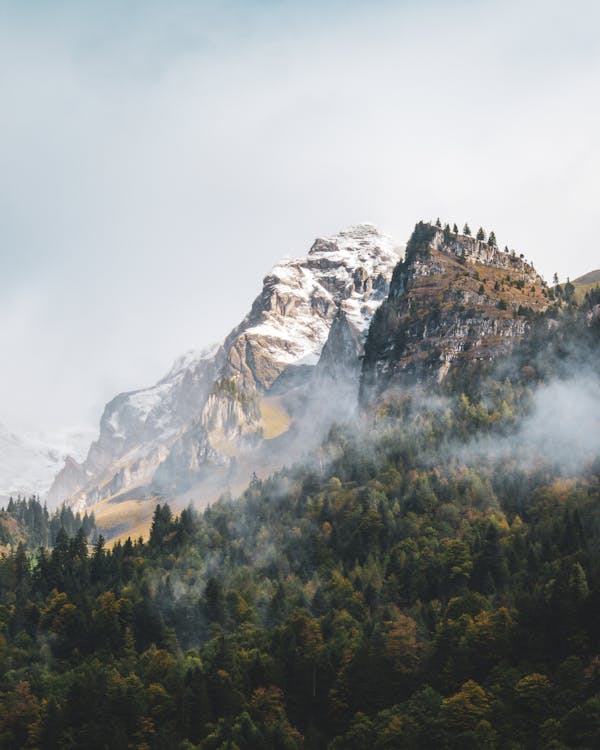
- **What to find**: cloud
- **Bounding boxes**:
[0,0,599,435]
[515,374,600,472]
[454,372,600,475]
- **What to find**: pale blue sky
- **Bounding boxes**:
[1,0,599,434]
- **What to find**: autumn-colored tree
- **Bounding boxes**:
[0,681,41,749]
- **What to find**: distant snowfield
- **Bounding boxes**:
[0,423,96,500]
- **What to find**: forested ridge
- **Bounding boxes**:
[1,292,600,749]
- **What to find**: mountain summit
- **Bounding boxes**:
[362,222,551,399]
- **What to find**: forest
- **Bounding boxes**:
[0,290,600,749]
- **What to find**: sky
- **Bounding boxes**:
[1,0,599,437]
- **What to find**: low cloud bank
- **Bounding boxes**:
[458,373,600,475]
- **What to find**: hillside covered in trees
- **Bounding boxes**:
[1,258,600,748]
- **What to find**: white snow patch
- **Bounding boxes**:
[241,223,400,365]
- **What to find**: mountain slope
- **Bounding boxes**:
[49,224,401,517]
[572,269,600,286]
[47,346,219,507]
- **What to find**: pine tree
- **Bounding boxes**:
[91,534,106,582]
[204,577,225,625]
[476,227,486,241]
[149,503,173,548]
[463,223,471,236]
[453,223,458,234]
[435,217,442,228]
[488,231,497,247]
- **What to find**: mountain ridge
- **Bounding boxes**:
[48,223,401,514]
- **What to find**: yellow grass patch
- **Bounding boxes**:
[260,396,292,439]
[91,495,158,546]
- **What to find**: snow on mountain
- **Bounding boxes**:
[221,223,401,389]
[48,344,220,507]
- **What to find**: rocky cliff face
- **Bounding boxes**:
[219,224,398,389]
[361,222,552,400]
[49,224,400,510]
[152,224,400,496]
[317,310,363,377]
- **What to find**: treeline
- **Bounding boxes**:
[0,495,97,550]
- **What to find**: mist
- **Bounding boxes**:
[456,373,600,476]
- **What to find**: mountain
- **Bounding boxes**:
[0,423,93,502]
[49,224,401,522]
[571,269,600,304]
[361,222,552,400]
[48,220,555,539]
[572,269,600,286]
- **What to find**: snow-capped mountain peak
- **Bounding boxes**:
[308,222,400,260]
[225,224,402,387]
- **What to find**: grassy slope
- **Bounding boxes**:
[572,269,600,285]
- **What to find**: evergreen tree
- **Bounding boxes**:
[149,503,174,549]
